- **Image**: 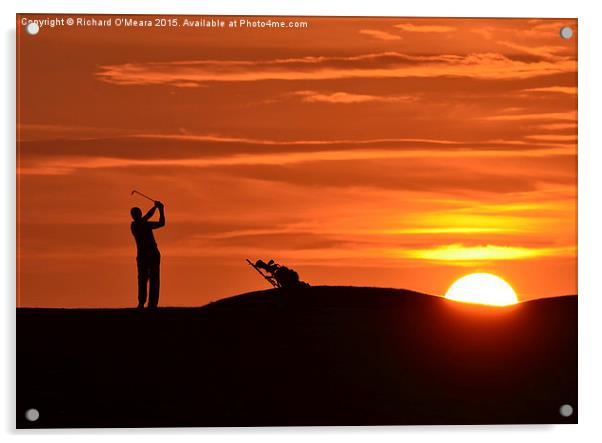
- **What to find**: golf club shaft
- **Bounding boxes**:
[132,190,156,202]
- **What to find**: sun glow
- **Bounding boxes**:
[444,273,519,306]
[405,244,573,261]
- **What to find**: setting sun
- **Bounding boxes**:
[445,273,519,306]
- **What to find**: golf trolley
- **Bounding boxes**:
[246,259,310,289]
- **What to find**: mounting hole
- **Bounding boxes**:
[560,26,573,40]
[24,408,40,422]
[26,22,40,36]
[559,404,573,417]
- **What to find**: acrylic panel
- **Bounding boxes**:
[16,15,577,427]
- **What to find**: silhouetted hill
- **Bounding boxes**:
[17,286,577,427]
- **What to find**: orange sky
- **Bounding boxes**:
[16,15,577,307]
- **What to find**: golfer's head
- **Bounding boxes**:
[130,207,142,220]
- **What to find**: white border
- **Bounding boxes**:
[3,1,602,442]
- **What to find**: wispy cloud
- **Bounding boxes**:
[400,243,575,261]
[471,21,575,41]
[358,29,401,41]
[291,90,414,104]
[18,142,573,177]
[496,40,571,60]
[481,111,577,122]
[127,133,464,147]
[471,26,495,40]
[96,51,576,87]
[521,21,575,38]
[17,123,128,141]
[523,86,577,95]
[525,134,577,142]
[537,122,577,131]
[394,23,456,33]
[17,131,572,170]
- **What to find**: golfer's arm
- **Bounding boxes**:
[142,206,157,221]
[157,206,165,227]
[149,208,165,229]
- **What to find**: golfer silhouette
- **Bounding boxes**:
[130,201,165,309]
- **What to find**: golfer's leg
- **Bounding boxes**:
[149,258,160,308]
[137,261,149,307]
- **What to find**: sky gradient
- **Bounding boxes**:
[17,15,577,307]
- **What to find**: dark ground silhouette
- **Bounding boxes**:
[17,286,577,428]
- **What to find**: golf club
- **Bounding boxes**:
[131,189,156,203]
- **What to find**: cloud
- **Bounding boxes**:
[18,146,572,176]
[201,156,575,195]
[496,41,571,60]
[480,111,577,122]
[523,86,577,95]
[537,122,577,131]
[400,243,575,261]
[521,21,575,38]
[291,90,414,104]
[96,51,576,87]
[206,231,350,251]
[470,21,575,41]
[358,29,401,41]
[17,123,128,141]
[394,23,456,33]
[171,81,203,88]
[18,132,575,176]
[524,134,577,142]
[471,26,495,40]
[18,121,575,175]
[19,132,569,166]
